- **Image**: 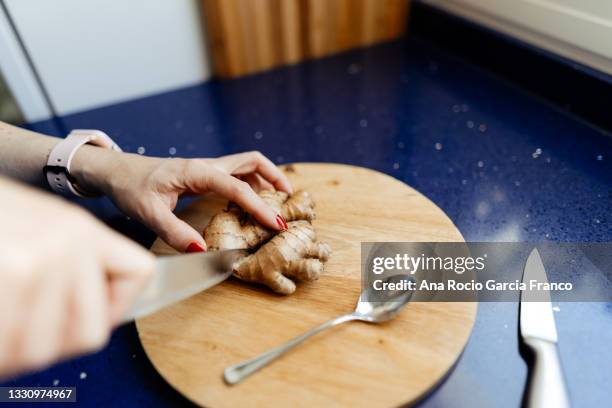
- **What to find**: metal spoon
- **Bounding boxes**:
[224,275,414,385]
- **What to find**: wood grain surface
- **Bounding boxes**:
[201,0,410,77]
[137,163,477,407]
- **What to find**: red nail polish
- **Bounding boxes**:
[276,215,288,231]
[186,242,206,253]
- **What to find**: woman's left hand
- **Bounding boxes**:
[72,149,293,253]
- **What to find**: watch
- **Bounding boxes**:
[44,129,122,198]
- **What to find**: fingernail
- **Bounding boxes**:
[276,214,288,231]
[186,242,206,253]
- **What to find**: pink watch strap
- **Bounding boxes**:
[45,129,122,197]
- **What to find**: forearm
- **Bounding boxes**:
[0,121,124,194]
[0,121,60,187]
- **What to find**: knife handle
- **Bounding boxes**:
[524,338,570,408]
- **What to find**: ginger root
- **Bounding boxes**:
[203,190,330,294]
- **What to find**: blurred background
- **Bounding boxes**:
[1,0,610,125]
[1,2,610,407]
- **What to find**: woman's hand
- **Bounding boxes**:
[72,149,293,252]
[0,122,291,252]
[0,178,155,379]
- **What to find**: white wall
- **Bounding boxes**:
[0,4,52,122]
[423,0,612,76]
[3,0,211,117]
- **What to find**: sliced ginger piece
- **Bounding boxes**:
[203,190,330,294]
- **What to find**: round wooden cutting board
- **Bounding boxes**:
[137,163,477,407]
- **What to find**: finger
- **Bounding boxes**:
[107,276,148,325]
[218,152,293,194]
[200,168,284,231]
[242,173,274,192]
[97,227,157,324]
[245,152,293,193]
[139,199,208,255]
[63,258,110,358]
[101,226,157,277]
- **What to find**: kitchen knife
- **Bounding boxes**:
[520,248,570,408]
[122,249,247,323]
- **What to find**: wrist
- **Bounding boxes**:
[71,145,125,196]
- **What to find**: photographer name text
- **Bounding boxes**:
[372,279,573,291]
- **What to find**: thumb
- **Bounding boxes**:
[146,205,207,253]
[99,227,156,325]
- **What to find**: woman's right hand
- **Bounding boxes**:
[0,177,155,379]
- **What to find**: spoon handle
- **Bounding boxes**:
[224,313,358,385]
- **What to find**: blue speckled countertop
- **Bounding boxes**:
[5,39,611,407]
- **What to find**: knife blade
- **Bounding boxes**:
[520,248,570,408]
[520,248,557,342]
[122,249,247,323]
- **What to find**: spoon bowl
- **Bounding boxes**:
[354,274,414,322]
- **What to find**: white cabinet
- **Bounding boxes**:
[1,0,210,120]
[423,0,612,75]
